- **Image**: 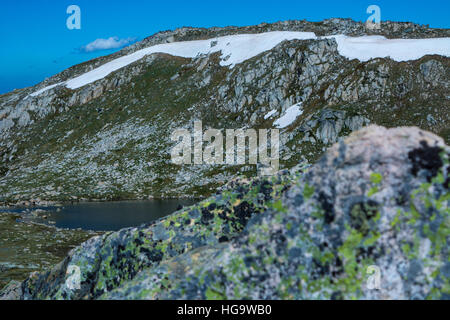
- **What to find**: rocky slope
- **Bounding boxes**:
[1,125,448,300]
[0,19,449,203]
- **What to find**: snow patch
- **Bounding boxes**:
[329,35,450,62]
[264,109,277,120]
[274,103,303,129]
[29,83,61,97]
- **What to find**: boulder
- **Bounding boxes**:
[104,126,449,300]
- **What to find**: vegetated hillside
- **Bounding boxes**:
[0,211,99,289]
[0,19,448,203]
[1,125,448,300]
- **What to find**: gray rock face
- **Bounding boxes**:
[0,281,22,300]
[0,119,14,133]
[420,59,446,85]
[296,109,371,145]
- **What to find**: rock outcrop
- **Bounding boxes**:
[2,125,448,300]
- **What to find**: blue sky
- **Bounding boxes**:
[0,0,449,94]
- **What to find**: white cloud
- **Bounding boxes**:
[80,36,137,53]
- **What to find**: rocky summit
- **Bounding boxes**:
[1,125,448,300]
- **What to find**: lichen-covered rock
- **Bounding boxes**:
[0,281,22,300]
[102,126,449,300]
[3,168,302,299]
[2,125,448,300]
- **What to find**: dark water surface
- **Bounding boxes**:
[6,199,196,232]
[46,200,196,231]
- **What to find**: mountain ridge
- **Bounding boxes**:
[3,18,449,98]
[0,19,449,205]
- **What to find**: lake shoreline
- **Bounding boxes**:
[0,195,205,210]
[0,198,197,287]
[1,199,197,232]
